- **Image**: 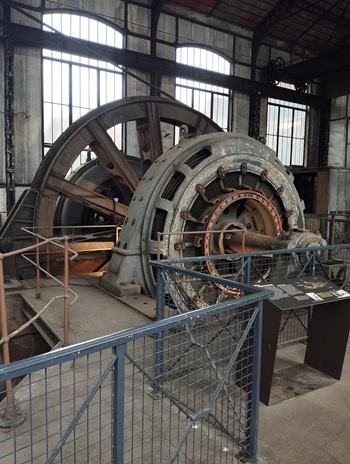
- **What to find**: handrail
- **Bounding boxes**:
[0,232,79,409]
[0,295,64,345]
[22,224,120,243]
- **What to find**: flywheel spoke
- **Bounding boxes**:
[136,101,163,171]
[87,119,140,192]
[46,174,128,220]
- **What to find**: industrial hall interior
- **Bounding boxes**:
[1,0,350,463]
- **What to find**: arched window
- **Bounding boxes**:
[176,47,231,131]
[266,83,307,166]
[43,13,123,168]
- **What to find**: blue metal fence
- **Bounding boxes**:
[0,261,272,464]
[162,243,350,344]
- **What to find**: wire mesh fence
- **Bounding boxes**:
[164,244,350,345]
[304,214,350,245]
[0,263,271,464]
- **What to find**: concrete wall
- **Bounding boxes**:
[329,95,350,168]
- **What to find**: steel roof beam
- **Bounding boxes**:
[0,20,328,108]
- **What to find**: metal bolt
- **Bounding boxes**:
[261,169,268,181]
[240,162,247,175]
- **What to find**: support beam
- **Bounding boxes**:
[150,0,165,96]
[4,39,16,213]
[0,20,329,109]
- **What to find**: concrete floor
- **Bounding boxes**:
[3,274,350,464]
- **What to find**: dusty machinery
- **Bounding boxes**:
[0,97,325,297]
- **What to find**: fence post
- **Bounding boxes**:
[329,215,335,246]
[310,248,316,277]
[154,266,165,383]
[63,236,70,346]
[246,300,264,463]
[245,255,251,284]
[157,232,161,261]
[112,344,125,464]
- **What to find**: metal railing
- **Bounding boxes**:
[0,261,272,463]
[0,232,78,417]
[23,224,120,243]
[21,225,120,275]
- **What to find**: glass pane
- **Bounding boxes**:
[100,72,123,104]
[266,134,277,152]
[43,60,52,102]
[267,105,278,130]
[291,138,304,166]
[278,136,292,165]
[213,94,229,131]
[43,102,53,144]
[193,89,211,118]
[175,86,193,107]
[293,110,306,139]
[51,103,70,142]
[72,106,90,121]
[279,107,293,137]
[107,123,122,146]
[60,13,71,36]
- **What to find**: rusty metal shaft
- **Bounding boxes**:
[223,228,326,253]
[223,230,289,253]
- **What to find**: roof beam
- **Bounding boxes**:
[0,20,328,108]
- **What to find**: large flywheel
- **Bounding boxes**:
[0,96,222,243]
[34,97,222,233]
